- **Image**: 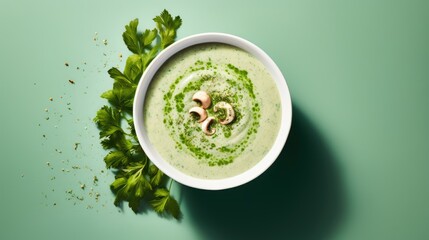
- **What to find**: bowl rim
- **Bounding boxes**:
[133,32,292,190]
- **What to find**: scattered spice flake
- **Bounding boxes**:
[49,97,53,101]
[53,203,57,206]
[93,32,98,41]
[103,39,108,45]
[46,162,51,166]
[74,143,80,150]
[93,176,98,184]
[80,184,86,190]
[71,165,80,170]
[69,79,75,84]
[95,193,101,202]
[76,67,80,70]
[44,108,48,112]
[65,62,69,67]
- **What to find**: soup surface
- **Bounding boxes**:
[144,43,281,179]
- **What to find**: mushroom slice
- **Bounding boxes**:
[214,101,235,125]
[192,91,211,109]
[201,117,216,136]
[189,107,208,123]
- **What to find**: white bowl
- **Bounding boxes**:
[133,33,292,190]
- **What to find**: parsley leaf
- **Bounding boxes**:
[142,28,158,47]
[94,106,123,138]
[149,164,164,186]
[123,54,143,84]
[100,131,133,151]
[104,151,130,169]
[141,45,160,69]
[153,9,182,48]
[122,19,142,54]
[150,188,181,219]
[108,67,133,87]
[127,119,136,137]
[111,162,152,212]
[101,83,135,113]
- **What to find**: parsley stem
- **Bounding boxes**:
[121,112,131,122]
[168,178,174,191]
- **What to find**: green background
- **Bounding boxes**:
[1,0,428,239]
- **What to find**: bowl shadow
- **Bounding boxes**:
[182,106,347,240]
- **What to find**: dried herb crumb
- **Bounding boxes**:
[93,176,98,184]
[69,79,75,84]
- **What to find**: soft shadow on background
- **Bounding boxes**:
[183,106,347,240]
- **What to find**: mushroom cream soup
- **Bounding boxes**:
[143,43,281,179]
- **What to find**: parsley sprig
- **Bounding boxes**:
[94,10,182,219]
